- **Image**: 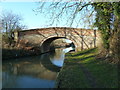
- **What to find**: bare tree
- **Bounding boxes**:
[1,10,27,45]
[1,11,27,32]
[34,1,95,28]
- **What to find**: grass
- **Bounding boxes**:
[56,48,118,88]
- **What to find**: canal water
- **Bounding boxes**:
[2,47,74,88]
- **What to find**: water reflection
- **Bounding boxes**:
[2,47,74,88]
[50,47,74,67]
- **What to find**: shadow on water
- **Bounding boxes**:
[2,53,61,76]
[40,53,61,72]
[2,47,75,88]
[2,53,60,88]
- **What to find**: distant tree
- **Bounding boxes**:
[1,10,27,45]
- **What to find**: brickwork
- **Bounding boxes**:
[14,27,102,53]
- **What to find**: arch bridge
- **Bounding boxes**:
[14,27,101,53]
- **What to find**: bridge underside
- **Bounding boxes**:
[40,37,66,53]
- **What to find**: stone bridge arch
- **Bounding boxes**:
[40,36,77,53]
[14,27,101,54]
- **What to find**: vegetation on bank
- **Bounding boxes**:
[2,48,40,60]
[56,48,118,88]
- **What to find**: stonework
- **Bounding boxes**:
[14,27,102,53]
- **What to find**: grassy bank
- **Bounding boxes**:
[56,48,118,88]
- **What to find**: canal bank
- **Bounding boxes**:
[2,44,73,60]
[56,48,118,88]
[2,47,45,60]
[2,37,72,60]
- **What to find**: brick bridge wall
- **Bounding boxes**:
[14,27,102,53]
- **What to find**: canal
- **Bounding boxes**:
[2,47,74,88]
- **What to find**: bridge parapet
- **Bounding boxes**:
[14,27,102,53]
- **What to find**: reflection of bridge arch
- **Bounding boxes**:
[2,54,60,84]
[14,27,101,53]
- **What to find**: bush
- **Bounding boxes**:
[2,33,15,47]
